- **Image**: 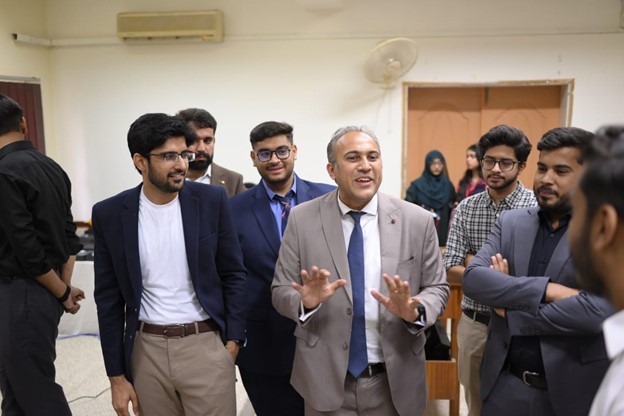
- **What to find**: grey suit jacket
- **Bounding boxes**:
[463,207,613,416]
[211,162,245,197]
[271,190,449,416]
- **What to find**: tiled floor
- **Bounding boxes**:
[4,335,468,415]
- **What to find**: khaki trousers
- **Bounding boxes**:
[457,313,488,416]
[130,329,236,416]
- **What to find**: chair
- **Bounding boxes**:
[426,282,462,416]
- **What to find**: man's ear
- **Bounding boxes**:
[326,163,336,180]
[19,117,28,136]
[590,204,619,252]
[133,153,147,174]
[250,150,256,167]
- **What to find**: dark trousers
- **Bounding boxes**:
[239,367,304,416]
[482,369,554,416]
[0,277,71,416]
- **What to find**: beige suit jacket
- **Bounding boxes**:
[211,163,245,197]
[271,190,449,416]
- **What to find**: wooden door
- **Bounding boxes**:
[404,84,567,196]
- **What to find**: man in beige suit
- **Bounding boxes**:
[177,108,246,196]
[271,126,449,416]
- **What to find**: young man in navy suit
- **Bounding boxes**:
[230,121,334,416]
[93,113,246,416]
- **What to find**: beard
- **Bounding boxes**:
[188,152,212,171]
[535,186,572,217]
[148,166,186,194]
[486,174,516,191]
[572,221,606,295]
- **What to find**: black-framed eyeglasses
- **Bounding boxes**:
[143,151,196,163]
[481,157,521,172]
[255,147,291,162]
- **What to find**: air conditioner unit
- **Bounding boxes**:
[117,10,224,42]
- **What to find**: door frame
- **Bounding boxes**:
[401,79,575,195]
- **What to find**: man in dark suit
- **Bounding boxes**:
[272,126,449,416]
[230,121,334,416]
[92,113,246,416]
[463,127,613,416]
[177,107,246,196]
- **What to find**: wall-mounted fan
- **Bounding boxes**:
[364,38,418,88]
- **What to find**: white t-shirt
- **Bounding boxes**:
[137,190,209,325]
[589,309,624,416]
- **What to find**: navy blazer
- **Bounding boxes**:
[92,182,247,380]
[463,207,613,416]
[230,176,334,375]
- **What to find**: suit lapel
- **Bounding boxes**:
[512,208,539,277]
[320,192,352,303]
[179,186,200,281]
[121,185,143,299]
[378,194,401,319]
[252,185,281,256]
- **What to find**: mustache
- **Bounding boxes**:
[537,186,558,196]
[194,151,210,158]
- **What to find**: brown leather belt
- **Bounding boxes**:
[140,319,218,338]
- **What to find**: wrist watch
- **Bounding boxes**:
[416,304,426,321]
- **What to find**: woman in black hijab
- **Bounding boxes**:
[405,150,456,246]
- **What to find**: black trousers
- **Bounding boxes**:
[239,367,304,416]
[0,277,71,416]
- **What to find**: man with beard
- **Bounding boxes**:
[443,125,537,416]
[229,121,334,416]
[570,125,624,416]
[463,127,613,416]
[92,113,246,416]
[177,108,246,196]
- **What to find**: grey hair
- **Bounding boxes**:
[326,125,380,165]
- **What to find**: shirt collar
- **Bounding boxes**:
[337,193,378,217]
[262,174,298,201]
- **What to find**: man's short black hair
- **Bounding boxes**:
[177,108,218,132]
[0,94,24,136]
[537,127,594,164]
[127,113,197,159]
[477,125,532,162]
[249,121,294,145]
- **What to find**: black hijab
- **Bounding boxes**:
[405,150,455,210]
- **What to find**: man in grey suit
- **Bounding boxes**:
[271,126,449,416]
[177,108,246,196]
[463,127,613,416]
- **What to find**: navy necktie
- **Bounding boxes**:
[273,192,293,236]
[347,211,368,377]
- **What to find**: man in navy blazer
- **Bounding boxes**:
[93,113,246,416]
[230,121,334,416]
[463,127,613,416]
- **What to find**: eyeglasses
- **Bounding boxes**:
[255,147,291,162]
[143,151,196,163]
[481,157,521,172]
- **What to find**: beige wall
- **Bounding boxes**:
[1,0,623,219]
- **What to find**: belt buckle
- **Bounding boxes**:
[522,370,540,387]
[163,324,186,338]
[367,365,374,377]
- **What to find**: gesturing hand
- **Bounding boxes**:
[371,273,421,322]
[291,266,347,309]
